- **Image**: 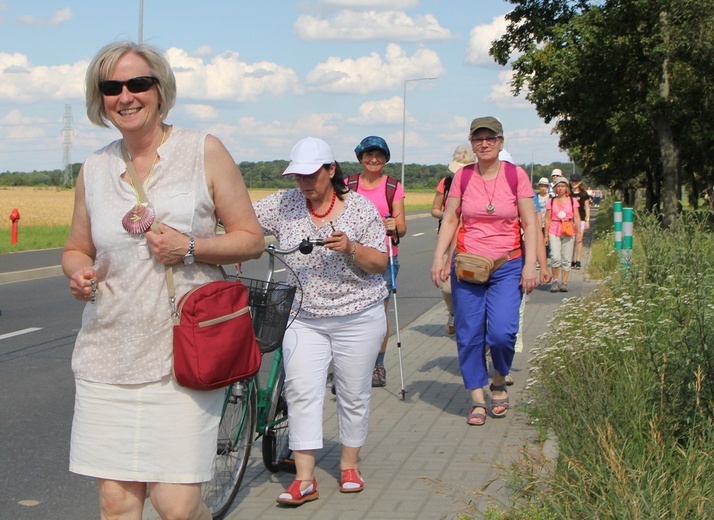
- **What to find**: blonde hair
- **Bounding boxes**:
[85,41,176,128]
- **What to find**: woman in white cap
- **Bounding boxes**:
[253,137,389,505]
[431,116,539,426]
[545,177,581,292]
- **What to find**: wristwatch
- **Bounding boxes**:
[183,235,195,265]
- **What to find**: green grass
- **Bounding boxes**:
[0,225,70,253]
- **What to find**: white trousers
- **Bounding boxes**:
[281,303,386,451]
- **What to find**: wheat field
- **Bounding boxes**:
[0,186,435,230]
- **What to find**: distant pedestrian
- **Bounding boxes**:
[569,173,590,269]
[549,168,563,197]
[545,178,581,292]
[431,144,476,334]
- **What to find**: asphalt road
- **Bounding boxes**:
[0,213,443,519]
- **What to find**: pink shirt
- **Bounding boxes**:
[546,196,580,236]
[449,163,533,260]
[350,175,405,255]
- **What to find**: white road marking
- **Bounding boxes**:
[412,232,425,237]
[0,327,43,341]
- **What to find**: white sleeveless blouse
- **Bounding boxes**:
[73,127,222,384]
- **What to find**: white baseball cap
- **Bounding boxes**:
[282,137,335,176]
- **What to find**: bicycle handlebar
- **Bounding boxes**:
[265,238,325,256]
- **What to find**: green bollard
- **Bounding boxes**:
[621,207,633,266]
[614,201,623,252]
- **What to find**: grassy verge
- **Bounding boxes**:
[0,225,70,254]
[470,209,714,519]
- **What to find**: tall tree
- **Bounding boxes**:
[492,0,714,228]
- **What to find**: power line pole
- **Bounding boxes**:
[62,104,73,185]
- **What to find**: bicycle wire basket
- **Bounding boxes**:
[239,277,297,354]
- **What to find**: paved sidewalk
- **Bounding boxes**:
[145,262,595,520]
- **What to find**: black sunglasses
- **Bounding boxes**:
[98,76,158,96]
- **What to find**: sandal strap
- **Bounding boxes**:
[489,383,508,392]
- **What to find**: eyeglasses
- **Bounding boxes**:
[98,76,158,96]
[470,135,502,146]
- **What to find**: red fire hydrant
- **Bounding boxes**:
[9,208,20,245]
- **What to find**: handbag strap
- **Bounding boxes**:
[121,142,179,324]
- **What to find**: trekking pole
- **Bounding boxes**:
[386,217,406,400]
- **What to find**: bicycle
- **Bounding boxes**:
[201,238,324,520]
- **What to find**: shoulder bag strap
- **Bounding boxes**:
[121,142,179,324]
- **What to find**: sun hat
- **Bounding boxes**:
[354,136,391,162]
[554,178,569,187]
[538,177,550,185]
[448,144,476,173]
[282,137,335,176]
[498,149,514,164]
[570,172,582,182]
[551,168,563,177]
[469,116,503,137]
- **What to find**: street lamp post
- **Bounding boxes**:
[401,77,436,187]
[530,149,543,185]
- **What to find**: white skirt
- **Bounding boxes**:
[70,376,223,483]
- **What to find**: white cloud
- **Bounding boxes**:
[465,14,507,67]
[166,48,300,102]
[486,70,530,109]
[181,104,219,120]
[0,52,87,103]
[16,7,72,27]
[296,10,451,41]
[347,96,403,125]
[306,43,443,94]
[316,0,419,9]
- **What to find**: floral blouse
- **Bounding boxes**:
[253,189,388,318]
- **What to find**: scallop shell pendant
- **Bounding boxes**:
[122,203,155,234]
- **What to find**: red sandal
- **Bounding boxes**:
[339,468,364,493]
[276,477,319,506]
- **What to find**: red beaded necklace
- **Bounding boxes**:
[306,190,337,218]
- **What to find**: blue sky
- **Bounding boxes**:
[0,0,570,174]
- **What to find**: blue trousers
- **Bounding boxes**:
[451,256,523,390]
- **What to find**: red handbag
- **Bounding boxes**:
[172,279,261,391]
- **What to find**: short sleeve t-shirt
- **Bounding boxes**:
[449,163,533,260]
[547,197,580,236]
[351,175,405,256]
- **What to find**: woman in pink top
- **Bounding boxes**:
[545,178,581,292]
[430,117,539,426]
[349,136,407,388]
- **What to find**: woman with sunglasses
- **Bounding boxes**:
[253,137,388,506]
[430,116,539,426]
[62,41,264,519]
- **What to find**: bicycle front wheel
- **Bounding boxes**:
[202,379,256,520]
[261,367,292,472]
